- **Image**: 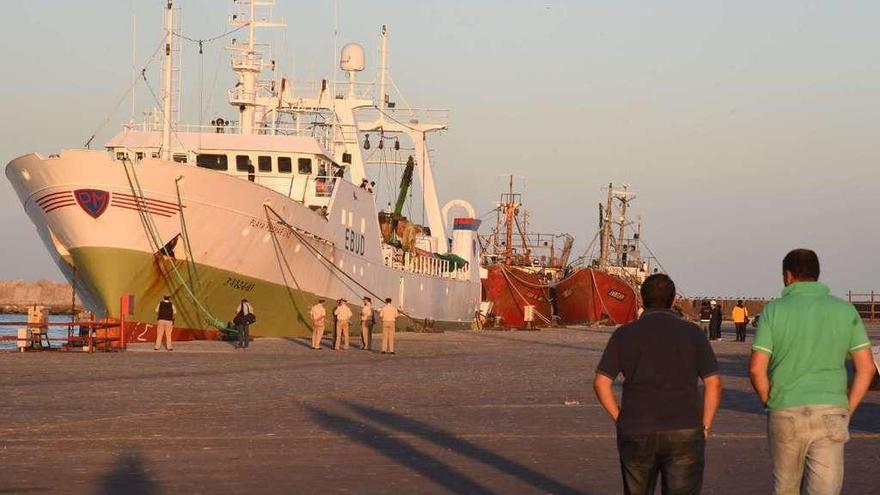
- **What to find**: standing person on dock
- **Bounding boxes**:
[310,299,326,350]
[380,297,399,355]
[699,300,712,339]
[594,273,722,495]
[154,295,175,351]
[233,298,255,349]
[749,249,874,495]
[360,296,373,350]
[334,299,352,350]
[732,300,749,342]
[709,300,722,341]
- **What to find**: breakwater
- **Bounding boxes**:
[0,280,81,314]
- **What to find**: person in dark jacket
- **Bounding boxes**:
[698,300,712,339]
[234,299,254,349]
[154,295,175,351]
[709,300,723,341]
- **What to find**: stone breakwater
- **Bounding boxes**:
[0,280,82,314]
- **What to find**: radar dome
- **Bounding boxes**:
[340,43,365,72]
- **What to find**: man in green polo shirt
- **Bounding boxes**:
[749,249,874,495]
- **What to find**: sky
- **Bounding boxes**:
[0,0,877,298]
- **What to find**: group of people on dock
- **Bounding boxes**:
[595,248,875,495]
[153,295,401,354]
[308,296,399,354]
[698,298,751,342]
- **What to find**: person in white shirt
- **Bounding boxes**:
[309,300,326,350]
[360,296,374,350]
[380,297,399,355]
[333,299,352,350]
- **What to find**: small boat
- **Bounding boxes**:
[556,183,653,325]
[479,177,572,328]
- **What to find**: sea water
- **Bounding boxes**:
[0,314,79,351]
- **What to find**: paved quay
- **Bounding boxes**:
[1,323,878,494]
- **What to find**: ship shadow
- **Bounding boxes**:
[94,450,159,495]
[305,404,497,495]
[342,401,589,495]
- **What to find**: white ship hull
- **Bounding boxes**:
[6,150,481,339]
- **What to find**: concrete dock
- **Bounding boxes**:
[1,323,878,494]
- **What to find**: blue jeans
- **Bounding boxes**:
[768,405,849,495]
[617,428,705,495]
[236,323,249,348]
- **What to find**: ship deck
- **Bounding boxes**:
[2,323,879,494]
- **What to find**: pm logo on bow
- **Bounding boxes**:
[74,189,110,219]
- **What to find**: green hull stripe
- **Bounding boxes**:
[69,246,470,337]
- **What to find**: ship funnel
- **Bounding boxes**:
[451,217,481,271]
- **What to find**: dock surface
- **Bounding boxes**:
[2,324,878,494]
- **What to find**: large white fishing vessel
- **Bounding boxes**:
[5,0,481,339]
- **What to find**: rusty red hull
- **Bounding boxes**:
[555,268,638,325]
[482,264,553,327]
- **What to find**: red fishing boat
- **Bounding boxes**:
[556,183,653,325]
[480,177,572,328]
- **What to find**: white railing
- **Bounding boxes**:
[381,244,469,281]
[126,122,325,141]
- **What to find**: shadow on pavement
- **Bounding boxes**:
[282,337,314,349]
[470,331,599,354]
[344,401,589,495]
[714,355,751,379]
[95,450,159,495]
[306,405,496,495]
[851,401,880,433]
[720,387,765,416]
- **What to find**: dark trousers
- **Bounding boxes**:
[617,428,705,495]
[735,323,746,342]
[236,323,250,348]
[709,321,721,340]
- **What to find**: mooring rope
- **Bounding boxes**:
[122,159,226,331]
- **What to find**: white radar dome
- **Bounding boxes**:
[340,43,365,72]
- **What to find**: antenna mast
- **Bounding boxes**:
[378,25,389,121]
[229,0,285,135]
[161,0,174,160]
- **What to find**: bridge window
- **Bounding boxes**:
[172,154,187,163]
[115,151,128,161]
[236,155,250,172]
[258,156,272,172]
[278,157,292,173]
[298,158,313,175]
[196,154,228,170]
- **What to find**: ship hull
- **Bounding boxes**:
[555,268,638,325]
[481,264,553,327]
[6,151,481,338]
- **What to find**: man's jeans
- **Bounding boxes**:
[236,323,249,348]
[617,428,704,495]
[768,405,849,495]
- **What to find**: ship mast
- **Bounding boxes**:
[616,184,629,266]
[598,182,613,269]
[228,0,285,135]
[503,175,516,264]
[161,0,174,160]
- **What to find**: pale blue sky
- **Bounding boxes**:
[1,1,877,298]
